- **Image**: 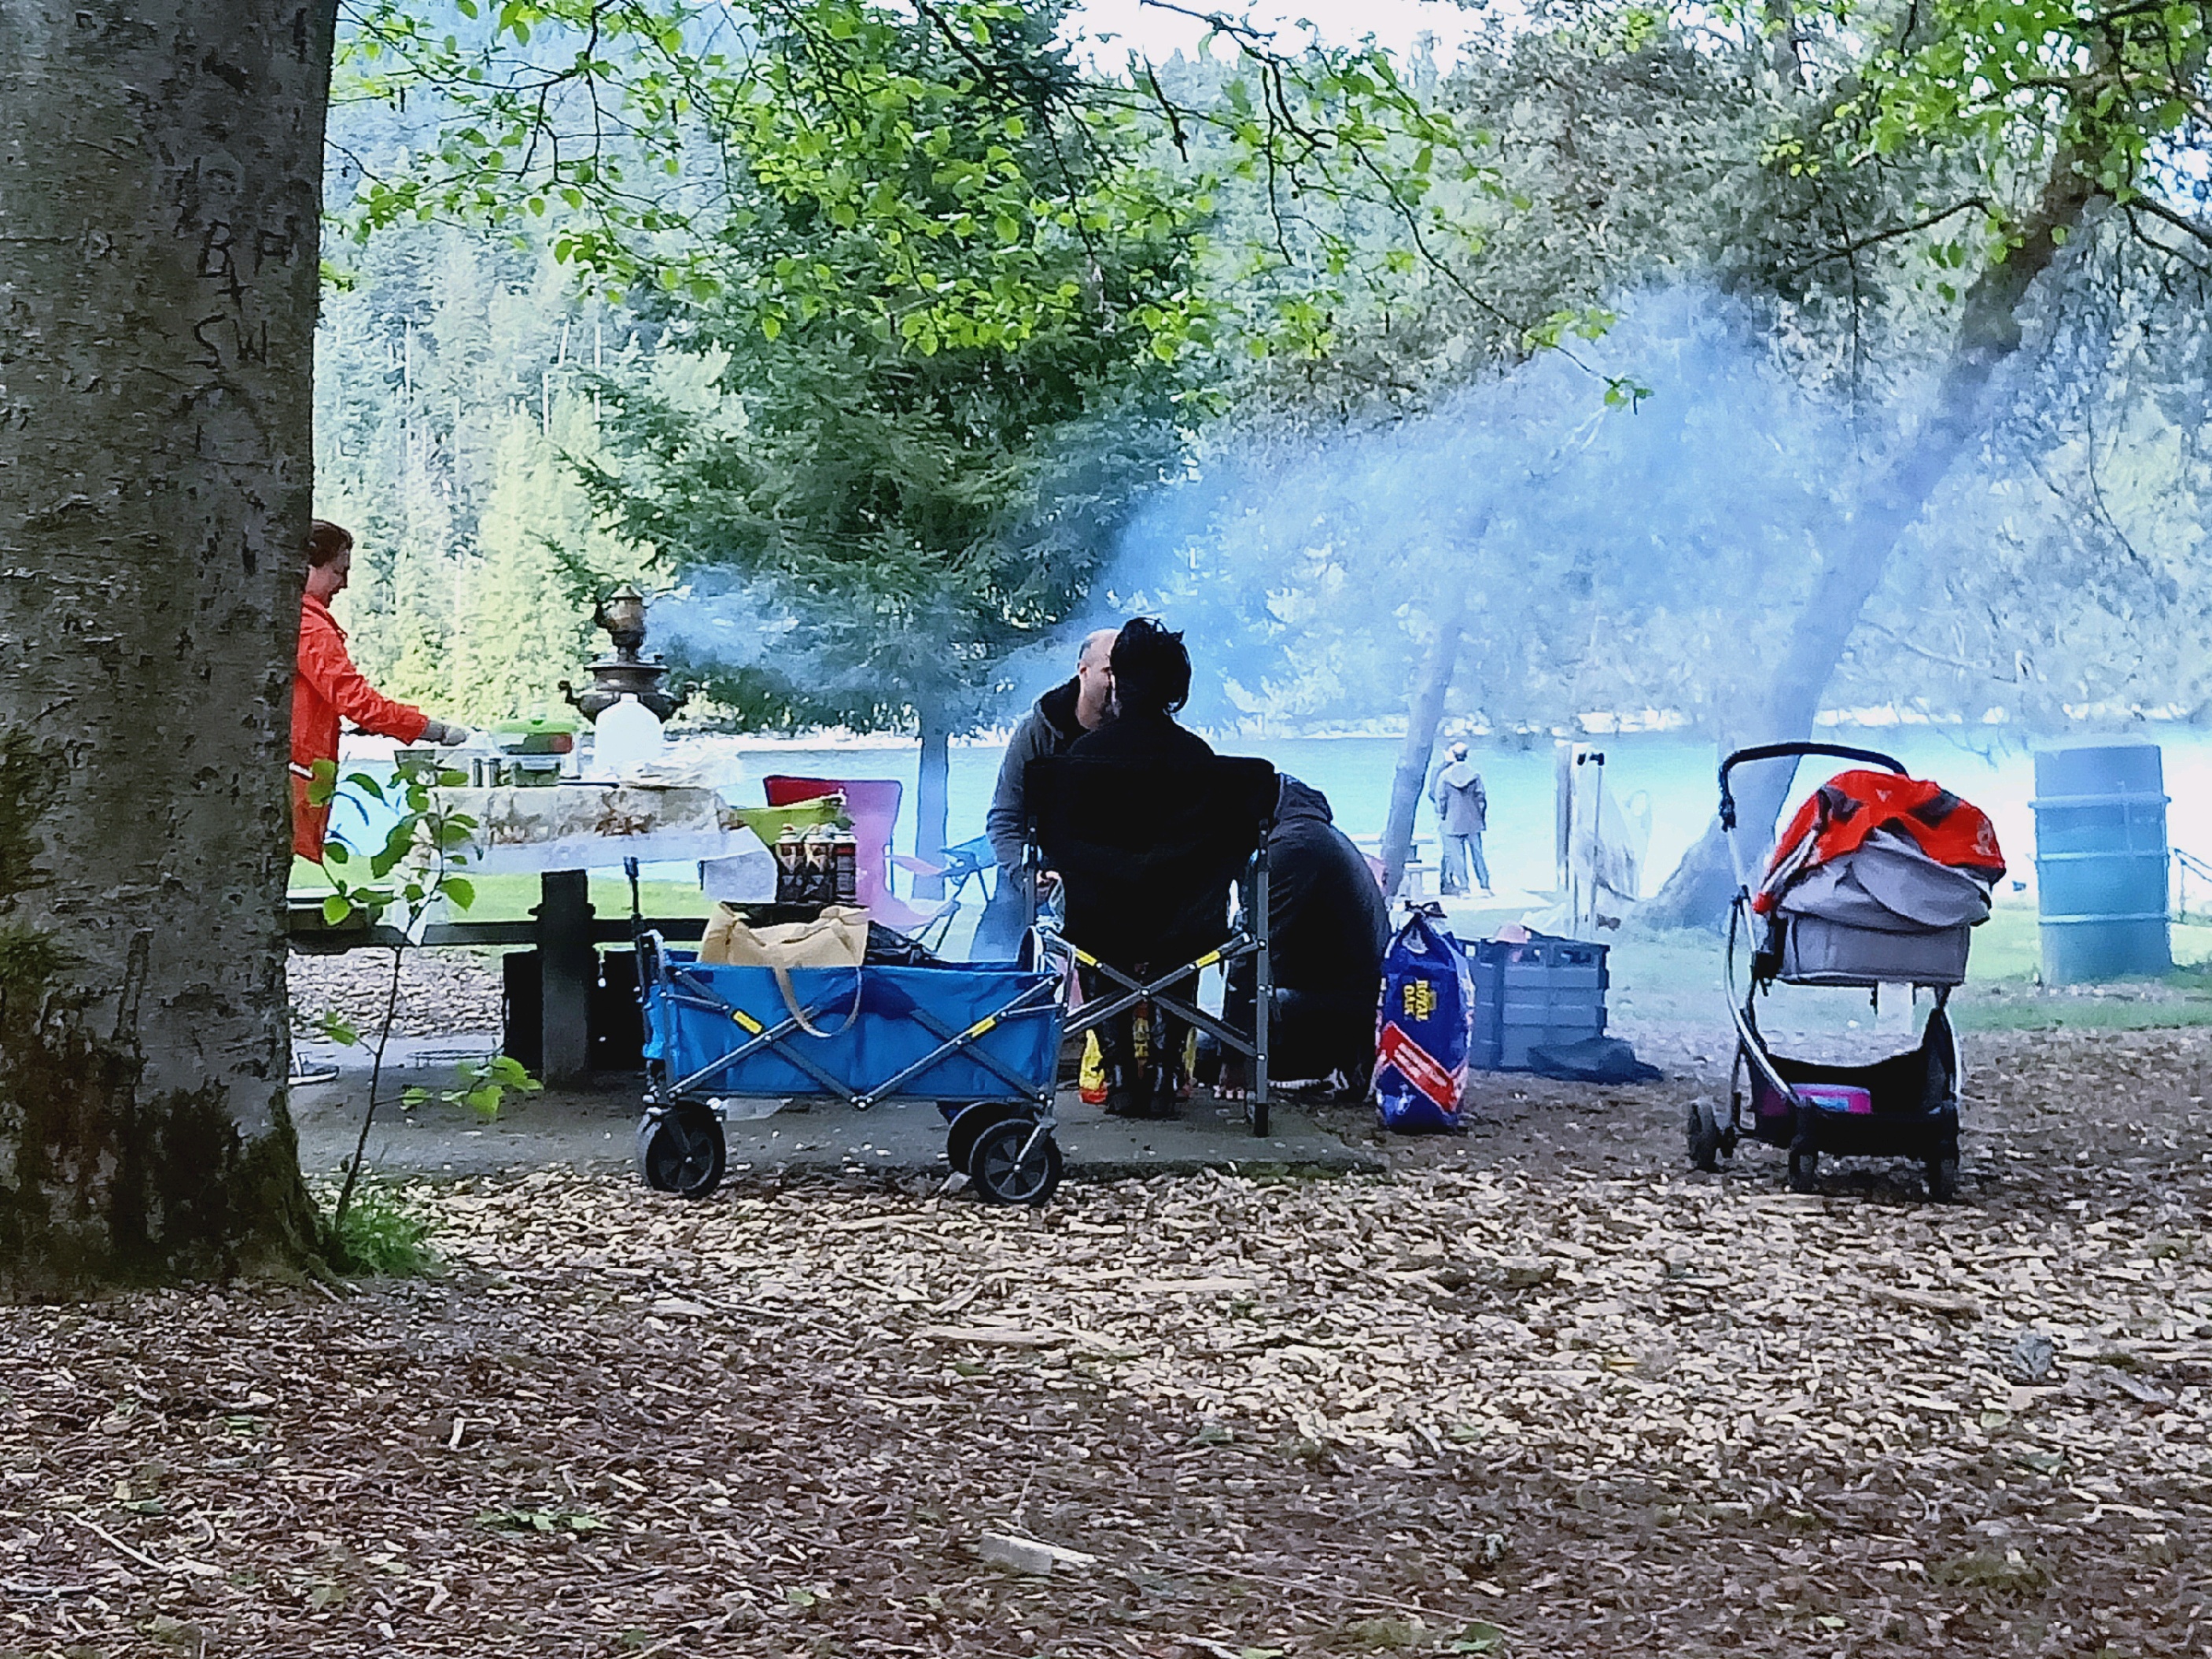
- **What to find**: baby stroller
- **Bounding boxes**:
[1691,743,2006,1198]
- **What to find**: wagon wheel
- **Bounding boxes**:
[969,1117,1064,1207]
[944,1102,1020,1176]
[636,1106,727,1200]
[1686,1099,1724,1173]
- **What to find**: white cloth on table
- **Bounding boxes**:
[433,783,751,875]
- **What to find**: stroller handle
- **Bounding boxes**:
[1719,742,1906,831]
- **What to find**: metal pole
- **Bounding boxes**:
[1252,839,1270,1137]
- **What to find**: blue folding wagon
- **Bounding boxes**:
[633,932,1065,1204]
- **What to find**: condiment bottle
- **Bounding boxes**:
[775,826,803,903]
[832,829,859,904]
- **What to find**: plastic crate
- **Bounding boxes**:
[1469,935,1609,1071]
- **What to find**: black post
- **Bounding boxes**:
[536,869,595,1086]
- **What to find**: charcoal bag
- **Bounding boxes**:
[1373,911,1476,1132]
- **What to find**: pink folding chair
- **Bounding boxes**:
[761,776,938,931]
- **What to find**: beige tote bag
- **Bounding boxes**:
[698,904,869,1035]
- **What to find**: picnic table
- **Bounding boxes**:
[286,783,839,1086]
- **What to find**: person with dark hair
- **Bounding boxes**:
[1067,618,1211,768]
[292,519,471,861]
[1065,618,1214,1115]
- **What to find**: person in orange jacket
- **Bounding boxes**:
[291,520,470,861]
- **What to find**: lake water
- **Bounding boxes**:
[707,724,2212,905]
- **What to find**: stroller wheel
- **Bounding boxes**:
[969,1116,1064,1207]
[1687,1099,1724,1173]
[637,1106,727,1200]
[1926,1154,1959,1203]
[944,1102,1019,1175]
[1786,1145,1819,1193]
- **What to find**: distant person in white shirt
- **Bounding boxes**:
[1430,741,1491,897]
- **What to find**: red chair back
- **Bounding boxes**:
[762,776,904,909]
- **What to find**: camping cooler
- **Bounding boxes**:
[1469,935,1609,1070]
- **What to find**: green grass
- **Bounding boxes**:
[290,859,713,922]
[1949,990,2212,1032]
[1598,896,2212,1036]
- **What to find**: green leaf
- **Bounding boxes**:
[442,876,477,911]
[322,894,356,927]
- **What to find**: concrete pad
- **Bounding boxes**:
[289,1034,1378,1183]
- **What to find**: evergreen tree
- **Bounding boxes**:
[577,1,1196,875]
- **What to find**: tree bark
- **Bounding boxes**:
[0,1,333,1289]
[912,709,953,899]
[1643,148,2100,931]
[1381,584,1471,898]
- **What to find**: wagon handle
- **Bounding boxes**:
[1718,742,1908,831]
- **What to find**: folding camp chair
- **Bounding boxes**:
[898,833,997,954]
[1024,755,1278,1135]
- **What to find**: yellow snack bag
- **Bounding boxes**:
[1079,1031,1108,1104]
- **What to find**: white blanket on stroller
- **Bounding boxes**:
[1775,827,1993,934]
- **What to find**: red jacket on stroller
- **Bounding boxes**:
[1755,769,2006,916]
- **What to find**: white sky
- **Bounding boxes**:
[1067,0,1492,65]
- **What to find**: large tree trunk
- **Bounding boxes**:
[912,709,953,899]
[1381,584,1470,897]
[0,2,332,1289]
[1643,149,2100,930]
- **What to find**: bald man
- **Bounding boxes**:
[972,628,1118,960]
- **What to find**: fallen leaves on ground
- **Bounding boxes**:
[1,1029,2209,1656]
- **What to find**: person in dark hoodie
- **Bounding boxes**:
[1068,618,1215,1116]
[972,627,1119,960]
[1200,774,1391,1095]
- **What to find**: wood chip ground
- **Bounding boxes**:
[2,1026,2207,1655]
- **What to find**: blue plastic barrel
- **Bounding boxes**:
[2032,740,2171,982]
